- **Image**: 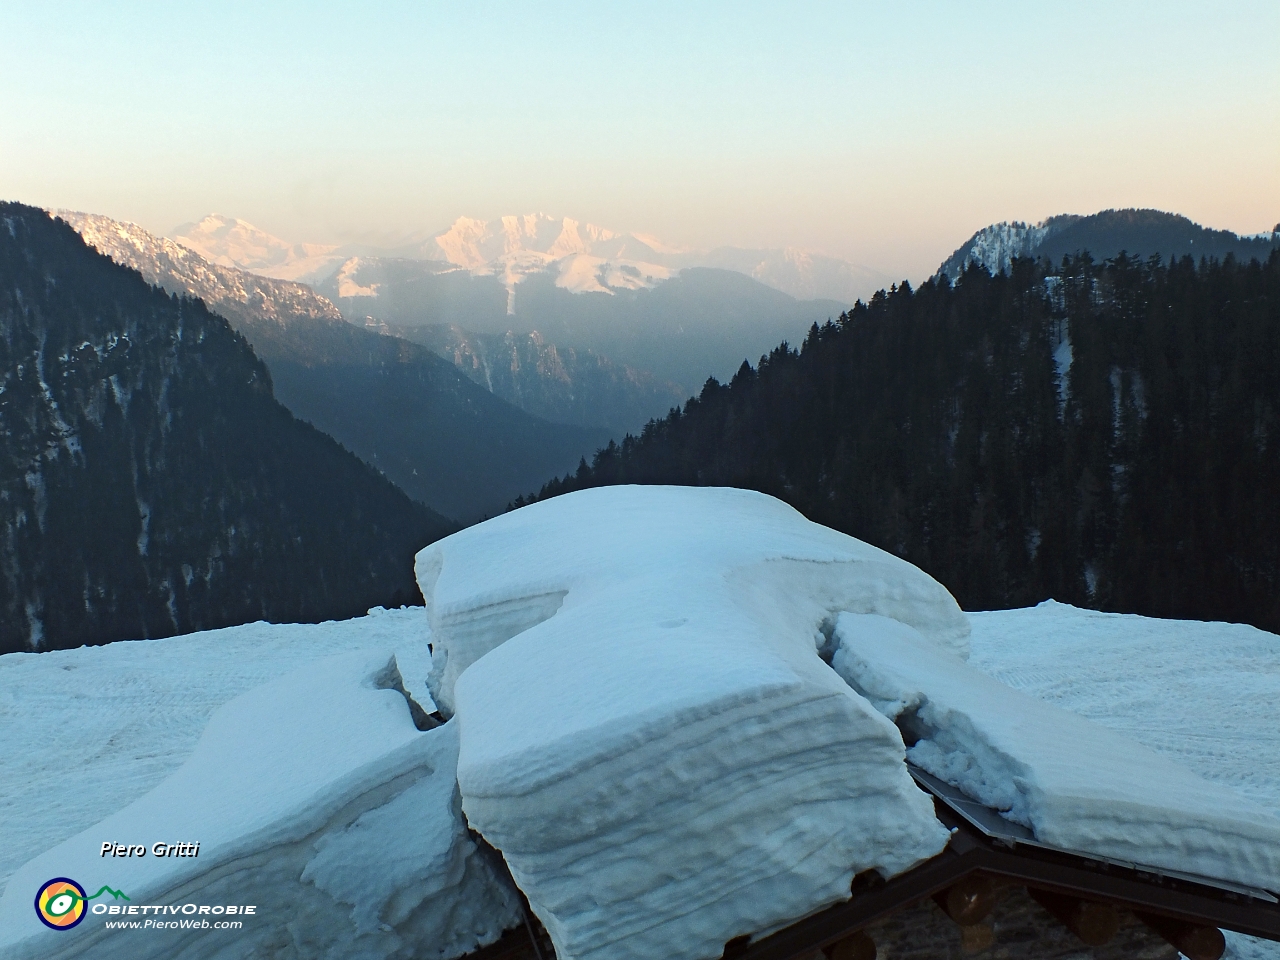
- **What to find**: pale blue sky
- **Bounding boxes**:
[2,1,1276,278]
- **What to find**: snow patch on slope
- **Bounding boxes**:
[334,257,381,298]
[0,607,434,894]
[58,211,345,328]
[554,253,673,294]
[968,601,1280,831]
[938,220,1053,280]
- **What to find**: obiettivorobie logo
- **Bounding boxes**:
[35,878,129,930]
[35,877,257,933]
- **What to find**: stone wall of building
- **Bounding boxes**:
[860,885,1178,960]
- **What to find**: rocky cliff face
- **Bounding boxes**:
[0,204,452,653]
[385,323,686,434]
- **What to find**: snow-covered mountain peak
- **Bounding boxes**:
[433,213,625,268]
[417,218,891,302]
[935,209,1280,281]
[426,214,674,303]
[57,210,344,327]
[172,214,343,283]
[432,216,489,267]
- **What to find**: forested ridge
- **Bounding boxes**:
[529,252,1280,630]
[0,204,454,653]
[939,207,1279,280]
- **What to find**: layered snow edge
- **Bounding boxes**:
[831,612,1280,892]
[421,486,1280,960]
[422,486,966,960]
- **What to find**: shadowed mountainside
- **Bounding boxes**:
[61,212,609,522]
[0,204,456,653]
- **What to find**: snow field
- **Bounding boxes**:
[5,489,1278,960]
[968,601,1280,819]
[420,486,968,960]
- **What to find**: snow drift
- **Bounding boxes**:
[832,611,1280,893]
[418,485,968,960]
[0,649,521,960]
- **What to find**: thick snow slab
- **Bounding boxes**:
[418,486,964,960]
[0,647,520,960]
[832,611,1280,893]
[969,601,1280,819]
[0,606,434,894]
[968,601,1280,960]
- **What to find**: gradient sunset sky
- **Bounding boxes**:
[3,1,1276,280]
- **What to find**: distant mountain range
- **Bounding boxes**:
[318,258,847,396]
[0,203,455,653]
[172,213,890,304]
[938,208,1280,279]
[16,199,1277,652]
[61,212,609,523]
[174,212,889,305]
[168,212,867,405]
[159,206,1280,446]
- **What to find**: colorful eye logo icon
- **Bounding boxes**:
[36,878,88,930]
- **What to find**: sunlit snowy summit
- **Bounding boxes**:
[2,486,1279,960]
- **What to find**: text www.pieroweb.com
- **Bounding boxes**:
[94,903,254,930]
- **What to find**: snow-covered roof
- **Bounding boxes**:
[832,611,1280,892]
[1,487,1278,960]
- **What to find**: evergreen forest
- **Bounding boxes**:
[529,252,1280,631]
